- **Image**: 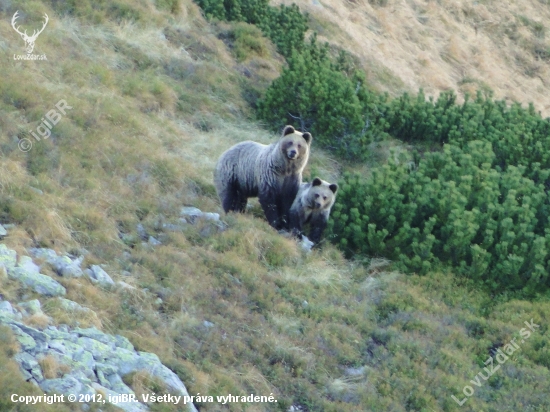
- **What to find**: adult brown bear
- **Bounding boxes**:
[214,125,312,230]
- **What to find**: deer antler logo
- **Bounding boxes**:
[11,11,49,54]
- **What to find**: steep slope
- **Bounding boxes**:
[0,1,549,412]
[278,0,550,115]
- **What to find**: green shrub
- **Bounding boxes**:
[329,139,550,295]
[258,39,387,158]
[194,0,307,58]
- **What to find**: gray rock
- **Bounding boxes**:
[48,339,67,353]
[29,248,58,261]
[0,224,7,238]
[33,340,49,355]
[57,298,92,314]
[44,326,73,341]
[72,350,96,375]
[7,267,66,296]
[29,187,44,195]
[31,365,44,382]
[10,326,37,351]
[116,281,135,290]
[11,321,49,343]
[86,266,115,287]
[114,335,134,351]
[29,248,83,278]
[74,327,116,347]
[180,206,202,222]
[181,207,221,224]
[76,337,111,361]
[18,256,40,274]
[345,366,366,376]
[19,299,43,316]
[162,223,182,232]
[95,368,110,388]
[91,383,148,412]
[15,351,39,370]
[106,373,133,394]
[202,212,220,222]
[300,235,314,252]
[19,367,34,381]
[0,244,17,270]
[40,376,94,397]
[0,301,14,315]
[137,224,148,240]
[203,320,214,328]
[96,362,117,376]
[148,236,161,246]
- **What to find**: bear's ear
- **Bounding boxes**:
[312,177,323,187]
[302,132,312,144]
[329,183,338,194]
[283,125,296,136]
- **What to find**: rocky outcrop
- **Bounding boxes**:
[0,243,197,412]
[1,297,197,412]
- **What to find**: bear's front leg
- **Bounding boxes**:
[279,176,300,230]
[308,213,328,245]
[288,209,303,239]
[259,191,282,230]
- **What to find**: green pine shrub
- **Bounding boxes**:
[329,139,550,295]
[257,38,389,158]
[193,0,307,58]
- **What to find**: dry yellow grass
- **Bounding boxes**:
[274,0,550,115]
[38,354,71,379]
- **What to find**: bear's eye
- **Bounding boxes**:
[298,144,302,149]
[315,194,319,198]
[323,196,327,200]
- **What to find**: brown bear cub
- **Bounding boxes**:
[289,177,338,245]
[214,125,312,230]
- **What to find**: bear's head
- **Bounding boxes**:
[307,177,338,210]
[280,125,312,162]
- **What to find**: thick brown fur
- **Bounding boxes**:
[214,125,312,229]
[289,177,338,244]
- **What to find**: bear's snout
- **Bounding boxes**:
[287,149,298,159]
[315,201,322,209]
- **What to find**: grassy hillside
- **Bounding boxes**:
[0,0,549,411]
[277,0,550,115]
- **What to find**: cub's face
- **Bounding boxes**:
[307,178,338,210]
[279,125,312,161]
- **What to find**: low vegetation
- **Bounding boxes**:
[0,0,549,411]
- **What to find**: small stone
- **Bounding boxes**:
[19,299,43,316]
[57,298,91,314]
[86,265,115,287]
[148,236,161,246]
[0,224,7,238]
[29,187,44,195]
[14,352,39,370]
[137,223,148,240]
[203,320,214,328]
[12,329,37,351]
[0,301,14,314]
[0,244,17,270]
[114,335,134,351]
[17,256,40,275]
[117,281,135,290]
[300,236,314,252]
[180,207,202,222]
[8,266,67,296]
